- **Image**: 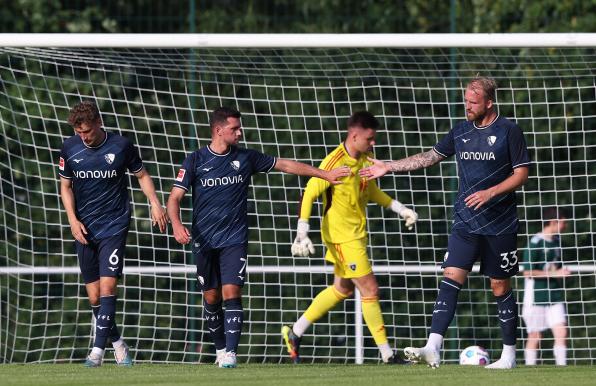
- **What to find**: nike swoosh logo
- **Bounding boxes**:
[227,330,240,334]
[433,310,447,314]
[202,167,213,171]
[462,138,470,143]
[499,317,515,323]
[209,327,221,332]
[97,326,108,330]
[73,158,84,163]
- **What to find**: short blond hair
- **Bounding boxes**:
[467,76,497,102]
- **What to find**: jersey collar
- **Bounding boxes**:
[82,130,108,149]
[207,144,232,156]
[473,114,499,130]
[340,142,363,166]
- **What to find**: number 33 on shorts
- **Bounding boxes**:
[500,250,518,272]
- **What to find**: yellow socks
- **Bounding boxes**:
[303,286,348,322]
[361,296,388,345]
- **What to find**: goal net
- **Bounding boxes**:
[0,34,594,364]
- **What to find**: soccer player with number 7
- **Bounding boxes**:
[59,101,169,367]
[167,106,350,369]
[360,77,531,369]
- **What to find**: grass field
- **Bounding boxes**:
[0,363,594,386]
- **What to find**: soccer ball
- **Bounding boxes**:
[459,345,490,366]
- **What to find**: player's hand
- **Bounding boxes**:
[390,200,418,230]
[400,207,418,230]
[324,166,351,185]
[291,220,315,257]
[70,220,89,245]
[150,204,169,233]
[359,157,390,180]
[464,189,493,210]
[172,223,191,244]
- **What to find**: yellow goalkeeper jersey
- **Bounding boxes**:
[299,143,393,244]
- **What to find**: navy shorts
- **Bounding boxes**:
[193,243,248,291]
[442,228,519,279]
[76,233,127,284]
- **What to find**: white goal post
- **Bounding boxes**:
[0,33,595,365]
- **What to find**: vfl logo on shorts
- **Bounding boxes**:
[176,169,186,182]
[444,252,449,261]
[197,275,205,286]
[349,263,357,271]
[105,153,115,164]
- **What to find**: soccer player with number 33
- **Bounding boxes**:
[360,77,531,369]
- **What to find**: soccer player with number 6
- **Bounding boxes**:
[59,101,169,367]
[360,77,530,369]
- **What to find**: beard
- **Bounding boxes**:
[466,110,486,122]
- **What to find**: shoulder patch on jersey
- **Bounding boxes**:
[59,157,65,171]
[176,168,186,182]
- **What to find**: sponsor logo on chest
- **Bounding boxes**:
[72,152,118,178]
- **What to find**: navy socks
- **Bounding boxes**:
[430,277,462,336]
[224,298,243,353]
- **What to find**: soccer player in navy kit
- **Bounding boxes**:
[167,106,350,368]
[59,101,168,367]
[360,77,530,369]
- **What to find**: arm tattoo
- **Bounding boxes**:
[388,149,444,172]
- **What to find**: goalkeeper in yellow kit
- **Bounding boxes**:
[282,111,418,364]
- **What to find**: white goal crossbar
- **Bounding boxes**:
[0,33,595,48]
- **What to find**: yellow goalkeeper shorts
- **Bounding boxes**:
[324,238,372,279]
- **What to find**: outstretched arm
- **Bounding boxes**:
[464,166,529,210]
[166,187,191,245]
[135,168,169,233]
[274,158,350,185]
[359,149,445,180]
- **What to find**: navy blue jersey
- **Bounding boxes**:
[173,145,276,250]
[434,116,531,235]
[59,131,143,241]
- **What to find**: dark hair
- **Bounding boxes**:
[347,111,379,130]
[67,101,100,128]
[542,206,567,227]
[210,106,241,130]
[467,76,497,102]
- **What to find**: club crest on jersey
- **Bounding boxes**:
[176,169,186,182]
[59,157,65,171]
[230,160,240,171]
[105,153,115,164]
[487,136,497,146]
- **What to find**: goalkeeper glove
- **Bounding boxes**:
[291,219,315,257]
[390,200,418,230]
